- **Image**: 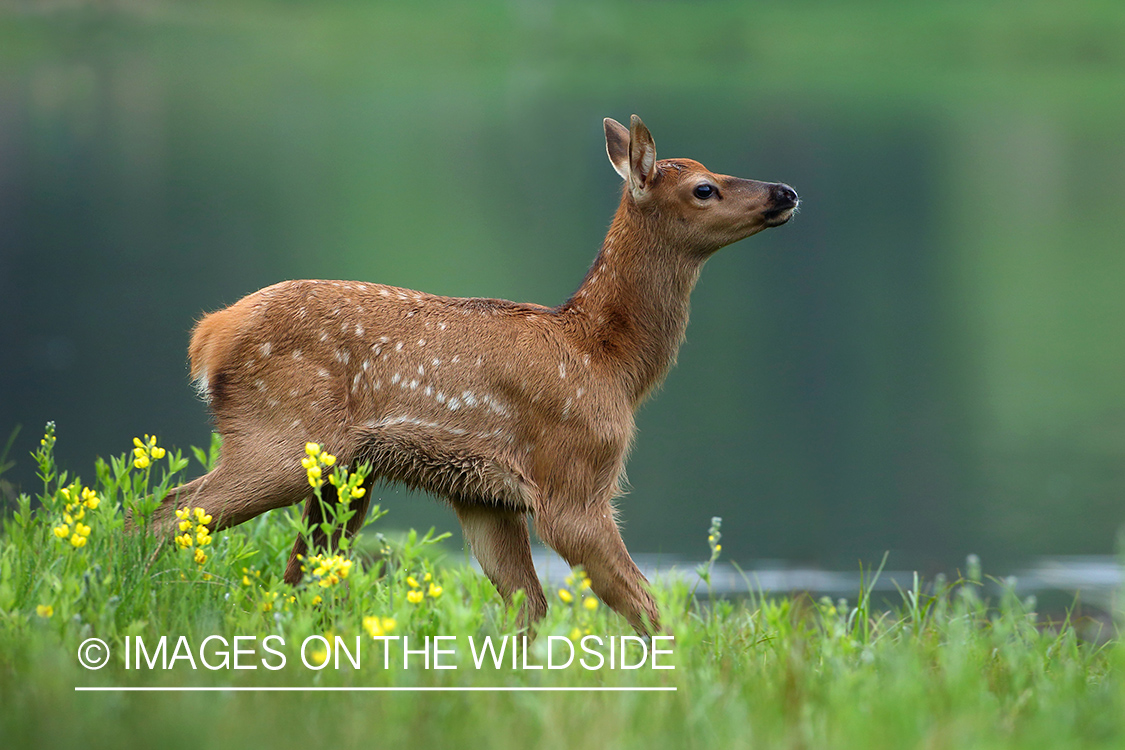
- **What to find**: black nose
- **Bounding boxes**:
[771,183,799,208]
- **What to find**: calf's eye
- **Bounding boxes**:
[693,184,716,200]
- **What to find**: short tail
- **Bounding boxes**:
[188,305,244,404]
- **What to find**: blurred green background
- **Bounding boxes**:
[1,0,1123,571]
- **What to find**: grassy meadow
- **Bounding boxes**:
[0,424,1121,749]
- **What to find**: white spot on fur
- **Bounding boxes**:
[355,325,365,336]
[417,364,425,376]
[396,342,404,352]
[447,396,461,410]
[425,385,433,397]
[379,288,389,297]
[260,342,272,357]
[558,361,566,379]
[481,394,511,418]
[409,379,419,389]
[432,358,440,367]
[462,391,478,407]
[418,339,426,347]
[254,379,266,391]
[576,387,585,399]
[362,359,370,371]
[193,371,210,402]
[292,350,303,360]
[436,392,446,404]
[439,322,447,331]
[317,368,330,378]
[319,332,329,342]
[451,355,460,364]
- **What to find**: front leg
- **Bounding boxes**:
[454,501,547,630]
[533,496,660,635]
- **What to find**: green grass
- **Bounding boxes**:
[1,423,1122,749]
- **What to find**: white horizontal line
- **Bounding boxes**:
[75,686,675,692]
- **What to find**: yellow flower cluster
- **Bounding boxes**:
[406,571,442,604]
[241,566,262,587]
[363,615,398,638]
[52,484,100,549]
[37,604,54,618]
[300,552,354,588]
[559,568,599,640]
[301,443,337,489]
[132,435,166,470]
[706,516,723,559]
[174,507,213,566]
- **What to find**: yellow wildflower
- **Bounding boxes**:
[583,597,598,612]
[381,618,397,633]
[134,454,150,470]
[37,604,54,618]
[321,452,336,466]
[407,576,420,589]
[193,508,212,525]
[350,486,366,498]
[70,534,87,548]
[558,589,573,604]
[175,533,193,549]
[569,627,582,642]
[53,525,70,539]
[82,487,99,509]
[305,442,321,456]
[407,590,424,604]
[423,572,432,582]
[74,522,91,538]
[175,508,191,520]
[311,595,322,605]
[194,548,207,565]
[428,583,443,599]
[309,648,328,666]
[363,616,385,638]
[242,575,252,587]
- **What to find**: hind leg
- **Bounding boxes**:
[454,502,547,629]
[149,435,311,536]
[283,478,373,584]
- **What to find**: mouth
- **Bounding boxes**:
[763,202,798,227]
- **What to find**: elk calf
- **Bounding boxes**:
[161,115,798,633]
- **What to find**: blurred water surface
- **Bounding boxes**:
[2,1,1124,571]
